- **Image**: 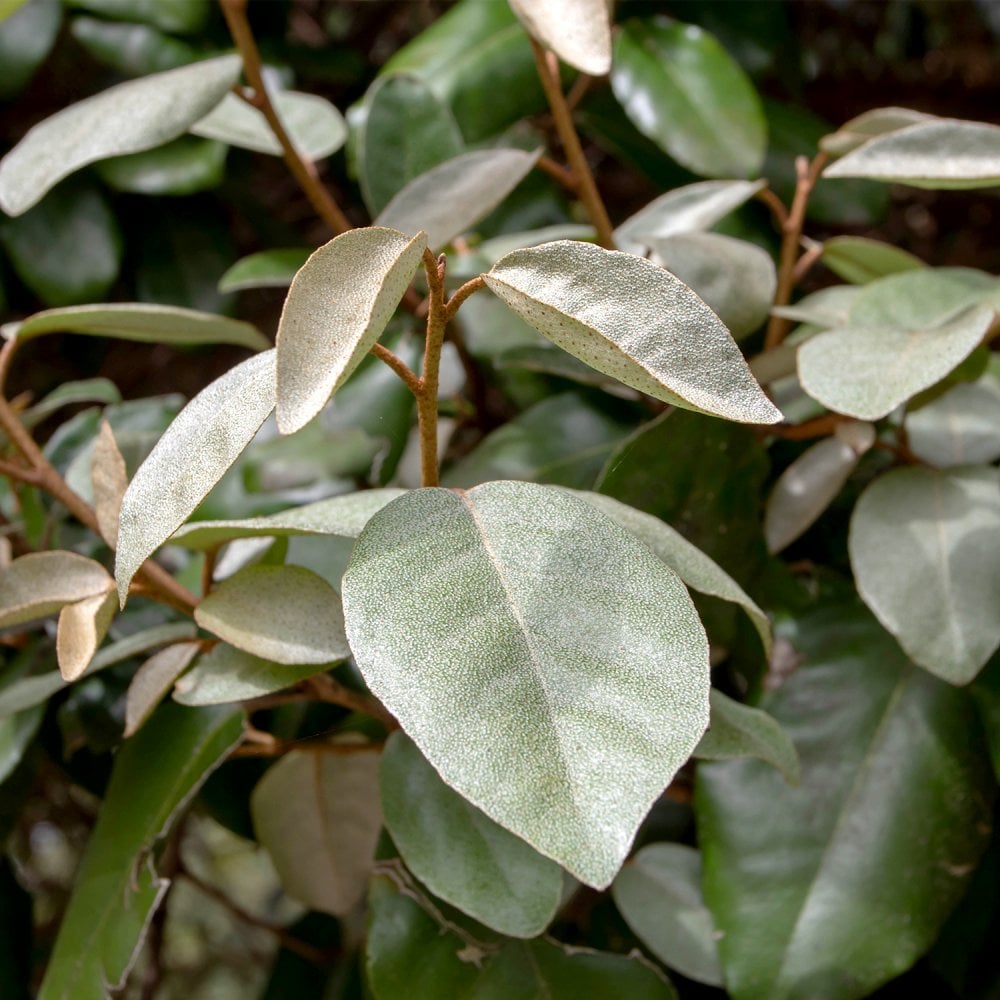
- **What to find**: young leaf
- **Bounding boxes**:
[173,643,324,706]
[275,228,426,435]
[508,0,611,75]
[56,589,116,682]
[3,302,269,351]
[195,565,349,666]
[906,379,1000,467]
[820,236,924,285]
[696,600,995,1000]
[36,702,243,1000]
[251,746,382,916]
[116,349,277,602]
[849,466,1000,685]
[381,731,564,938]
[217,248,311,293]
[695,689,800,784]
[611,17,766,178]
[823,119,1000,190]
[342,482,711,889]
[92,420,127,548]
[374,148,540,251]
[0,551,112,629]
[484,241,781,424]
[190,89,348,160]
[612,844,723,986]
[0,53,241,215]
[123,641,200,737]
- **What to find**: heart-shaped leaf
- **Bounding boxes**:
[508,0,611,75]
[275,227,426,434]
[116,349,277,602]
[0,53,241,215]
[485,241,781,424]
[0,551,112,628]
[342,482,711,888]
[849,466,1000,684]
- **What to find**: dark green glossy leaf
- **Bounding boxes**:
[611,17,766,178]
[70,15,196,76]
[381,731,563,938]
[696,599,995,1000]
[218,248,311,293]
[0,0,60,100]
[65,0,209,34]
[95,135,226,195]
[37,702,243,1000]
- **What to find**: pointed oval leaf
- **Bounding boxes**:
[485,241,781,424]
[275,228,426,434]
[0,53,241,216]
[195,564,349,666]
[611,17,766,178]
[613,844,723,986]
[823,119,1000,189]
[342,482,711,889]
[614,179,766,255]
[2,302,269,351]
[251,746,382,916]
[381,731,564,938]
[906,379,1000,467]
[820,236,924,285]
[819,106,937,158]
[190,89,347,160]
[116,349,277,602]
[56,589,116,682]
[217,248,311,293]
[94,134,226,196]
[123,640,200,737]
[375,149,540,251]
[92,420,127,548]
[0,551,112,628]
[849,466,1000,684]
[508,0,611,75]
[173,643,324,706]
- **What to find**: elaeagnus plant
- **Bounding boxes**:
[0,0,998,996]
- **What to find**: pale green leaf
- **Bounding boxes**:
[95,135,227,196]
[849,466,1000,684]
[37,703,242,1000]
[0,0,61,100]
[92,420,127,548]
[820,106,937,158]
[823,119,1000,189]
[0,53,241,216]
[2,302,269,351]
[217,248,311,293]
[906,379,1000,467]
[381,731,564,938]
[190,89,347,160]
[614,179,765,255]
[820,236,924,285]
[275,228,426,434]
[21,378,121,428]
[342,482,711,889]
[194,565,349,666]
[613,843,723,986]
[447,224,596,284]
[251,746,382,916]
[576,491,771,657]
[374,148,540,251]
[123,641,200,737]
[116,350,277,602]
[169,488,406,550]
[695,689,800,783]
[508,0,611,75]
[56,589,116,682]
[649,231,776,339]
[485,241,781,424]
[770,285,861,331]
[0,551,112,629]
[173,643,324,706]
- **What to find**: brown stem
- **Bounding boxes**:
[303,673,398,730]
[0,457,41,485]
[0,337,19,397]
[530,39,615,249]
[535,154,577,191]
[416,249,448,488]
[444,275,486,324]
[754,186,789,231]
[793,242,824,283]
[219,0,351,235]
[764,152,829,351]
[370,343,422,395]
[767,412,850,441]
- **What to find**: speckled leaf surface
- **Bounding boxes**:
[123,641,200,737]
[92,420,127,548]
[0,54,240,215]
[2,302,268,350]
[906,379,1000,467]
[275,227,425,434]
[195,565,349,666]
[485,241,781,424]
[849,466,1000,684]
[251,746,382,916]
[37,703,243,1000]
[823,119,1000,189]
[381,731,563,938]
[56,589,116,681]
[190,89,347,160]
[342,482,711,888]
[508,0,611,75]
[374,149,539,251]
[115,349,276,601]
[0,551,112,628]
[613,843,723,986]
[696,599,995,1000]
[169,488,405,550]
